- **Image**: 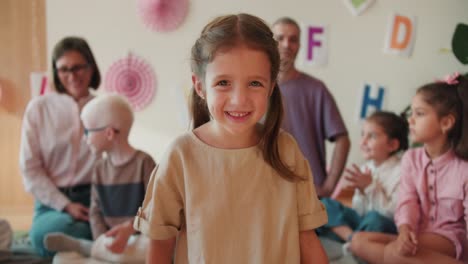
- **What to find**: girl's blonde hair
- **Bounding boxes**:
[189,13,302,181]
[81,94,134,137]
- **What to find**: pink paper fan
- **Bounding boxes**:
[137,0,189,32]
[104,53,156,111]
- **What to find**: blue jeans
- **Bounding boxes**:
[30,186,92,257]
[317,198,397,242]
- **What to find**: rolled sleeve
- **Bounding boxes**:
[296,158,328,231]
[298,201,328,231]
[134,207,180,240]
[133,152,185,240]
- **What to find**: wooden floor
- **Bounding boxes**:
[0,205,33,231]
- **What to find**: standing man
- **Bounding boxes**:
[273,17,350,197]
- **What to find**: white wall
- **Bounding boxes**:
[46,0,468,165]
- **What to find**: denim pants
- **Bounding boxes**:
[30,185,92,257]
[317,197,397,242]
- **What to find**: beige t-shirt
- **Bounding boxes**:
[134,131,327,263]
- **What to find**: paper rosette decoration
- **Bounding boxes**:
[137,0,189,32]
[104,53,156,111]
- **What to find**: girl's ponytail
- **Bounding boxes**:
[454,74,468,159]
[190,85,210,129]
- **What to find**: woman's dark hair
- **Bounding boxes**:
[367,111,409,154]
[417,74,468,160]
[51,36,101,93]
[189,13,302,181]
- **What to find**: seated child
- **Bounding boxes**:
[350,73,468,264]
[317,111,409,246]
[44,94,156,263]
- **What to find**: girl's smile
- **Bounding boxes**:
[193,45,274,147]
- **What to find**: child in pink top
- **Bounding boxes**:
[350,72,468,264]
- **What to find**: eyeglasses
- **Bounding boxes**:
[83,126,120,137]
[57,64,90,76]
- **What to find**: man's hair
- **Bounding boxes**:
[272,17,300,33]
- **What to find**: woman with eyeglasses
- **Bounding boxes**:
[19,36,101,257]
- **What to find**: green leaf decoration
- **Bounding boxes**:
[452,23,468,65]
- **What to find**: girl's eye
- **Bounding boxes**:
[217,80,229,86]
[250,81,263,87]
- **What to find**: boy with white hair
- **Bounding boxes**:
[44,94,156,263]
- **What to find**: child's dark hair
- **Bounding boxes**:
[189,13,302,181]
[417,74,468,160]
[367,111,409,154]
[52,36,101,94]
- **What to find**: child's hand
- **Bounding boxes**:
[64,202,89,221]
[105,221,134,254]
[395,226,418,256]
[343,165,372,192]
